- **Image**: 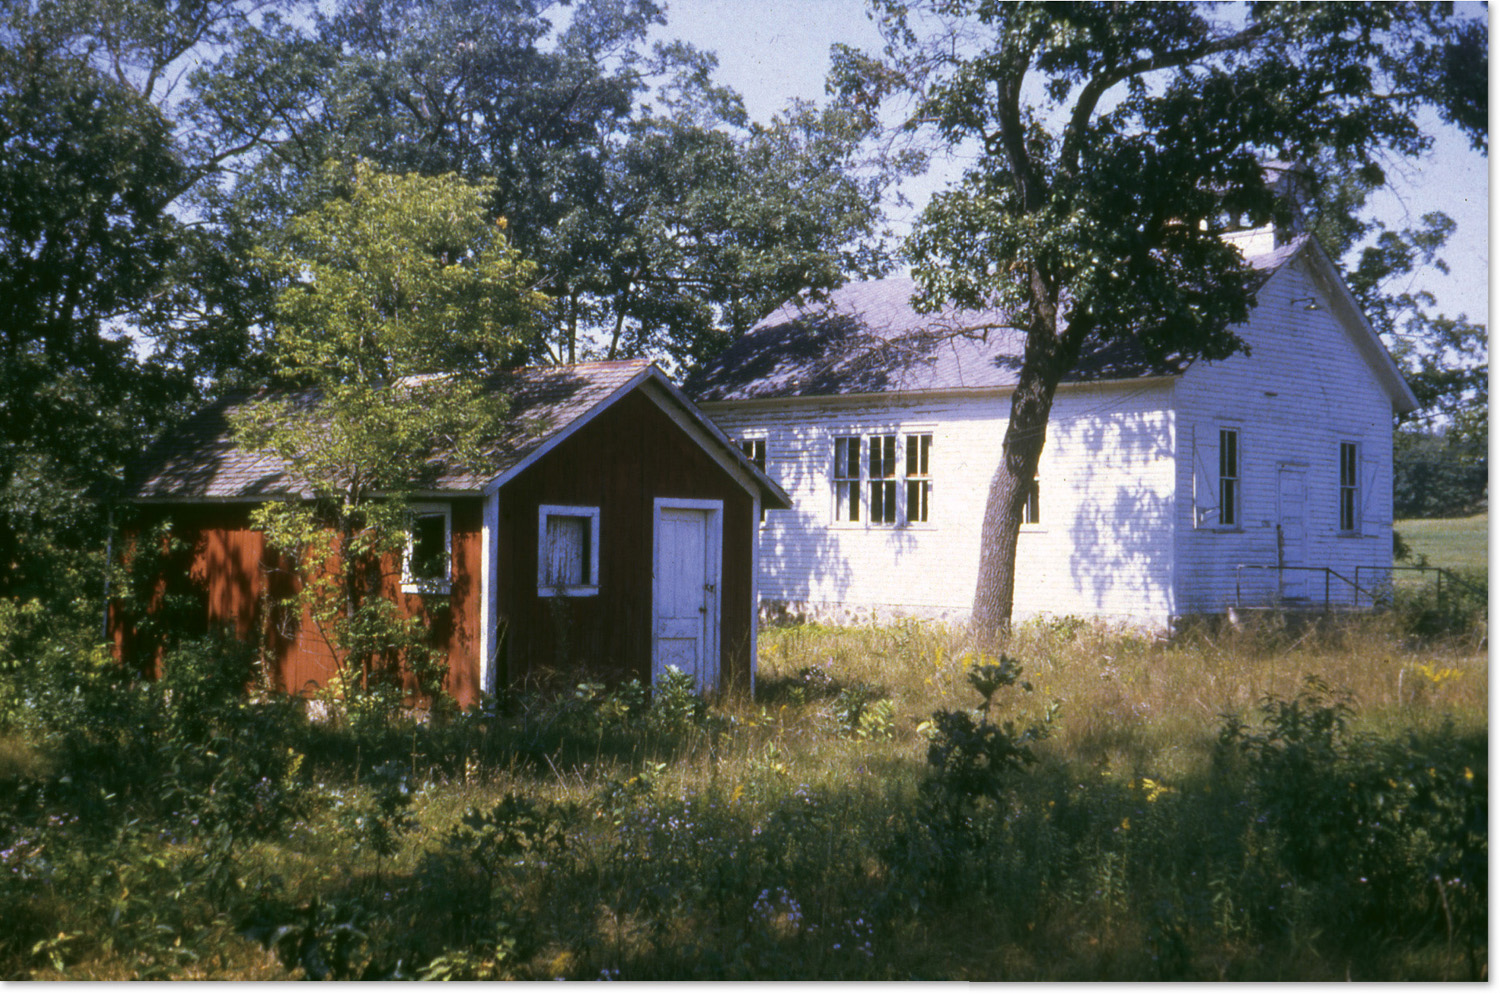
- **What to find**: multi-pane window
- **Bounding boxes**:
[1218,428,1240,527]
[868,434,898,524]
[1021,475,1040,525]
[402,503,452,594]
[538,504,601,596]
[906,433,932,523]
[1339,442,1359,532]
[741,438,767,522]
[832,431,932,525]
[833,436,861,522]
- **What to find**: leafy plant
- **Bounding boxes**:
[829,683,894,740]
[246,896,376,981]
[1219,677,1487,973]
[923,656,1058,804]
[448,793,572,885]
[649,667,711,734]
[336,762,417,883]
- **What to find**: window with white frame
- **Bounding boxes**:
[403,503,452,594]
[1021,474,1040,525]
[833,435,861,522]
[1339,441,1359,532]
[740,437,767,522]
[831,431,933,526]
[538,504,600,596]
[906,433,932,523]
[1218,428,1240,527]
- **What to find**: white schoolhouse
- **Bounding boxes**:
[685,226,1417,627]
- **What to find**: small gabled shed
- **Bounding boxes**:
[116,360,789,706]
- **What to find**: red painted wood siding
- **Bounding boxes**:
[114,500,485,707]
[496,389,755,690]
[114,388,760,703]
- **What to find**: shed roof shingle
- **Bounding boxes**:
[126,360,655,500]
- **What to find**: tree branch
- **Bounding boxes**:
[1058,22,1272,180]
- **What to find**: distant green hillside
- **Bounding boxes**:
[1395,513,1488,575]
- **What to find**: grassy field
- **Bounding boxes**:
[1396,512,1488,574]
[0,611,1488,981]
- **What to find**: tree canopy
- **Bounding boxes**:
[0,19,184,602]
[849,1,1487,631]
[213,0,904,368]
[0,0,906,609]
[232,162,547,700]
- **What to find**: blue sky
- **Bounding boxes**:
[655,0,1490,329]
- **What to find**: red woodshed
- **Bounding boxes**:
[114,361,789,708]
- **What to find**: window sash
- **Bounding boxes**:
[1339,442,1359,532]
[905,433,931,523]
[543,516,589,586]
[741,438,768,522]
[833,435,860,522]
[1218,429,1239,527]
[409,515,448,580]
[538,505,600,596]
[402,502,452,594]
[834,431,935,526]
[869,434,897,524]
[1021,475,1040,525]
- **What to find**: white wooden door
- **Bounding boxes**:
[1277,466,1308,600]
[652,503,721,690]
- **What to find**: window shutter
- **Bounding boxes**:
[1191,425,1219,526]
[1361,456,1381,528]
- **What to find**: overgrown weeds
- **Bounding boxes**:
[0,610,1486,979]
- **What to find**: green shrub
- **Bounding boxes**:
[1219,677,1488,973]
[1390,568,1487,640]
[244,896,378,980]
[337,762,418,875]
[922,656,1058,807]
[649,666,710,733]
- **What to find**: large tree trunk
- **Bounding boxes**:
[970,276,1090,638]
[970,359,1063,637]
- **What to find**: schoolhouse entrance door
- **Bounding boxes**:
[652,499,722,692]
[1277,465,1308,601]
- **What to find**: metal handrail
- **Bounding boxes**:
[1355,564,1484,611]
[1234,563,1383,612]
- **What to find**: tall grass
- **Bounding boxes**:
[1396,512,1488,574]
[0,611,1487,980]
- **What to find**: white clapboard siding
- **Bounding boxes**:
[1172,258,1396,613]
[704,379,1179,626]
[702,254,1401,629]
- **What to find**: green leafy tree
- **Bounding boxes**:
[597,98,904,366]
[232,161,546,704]
[1304,153,1487,460]
[0,0,317,615]
[852,2,1486,632]
[0,30,183,610]
[215,0,904,368]
[1392,430,1486,519]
